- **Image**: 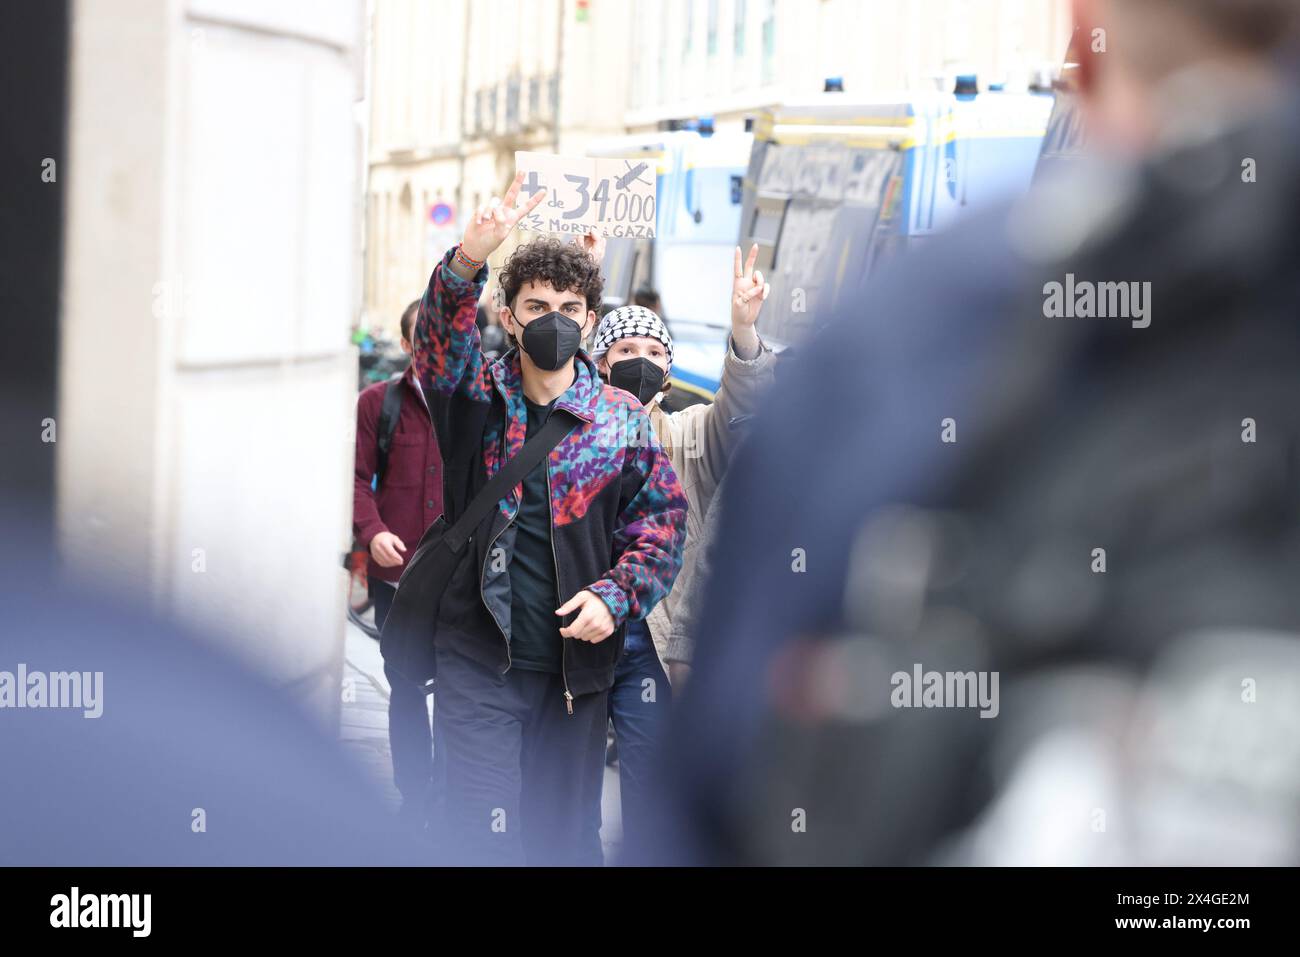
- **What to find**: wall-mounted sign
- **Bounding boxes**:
[429,201,455,226]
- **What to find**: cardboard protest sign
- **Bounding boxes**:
[514,151,657,238]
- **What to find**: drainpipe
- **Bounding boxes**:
[457,0,471,218]
[553,0,563,152]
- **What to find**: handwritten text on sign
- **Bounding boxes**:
[514,151,657,238]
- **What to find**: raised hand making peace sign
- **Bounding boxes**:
[459,171,549,265]
[730,243,770,359]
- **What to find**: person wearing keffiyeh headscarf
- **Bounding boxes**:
[587,245,777,859]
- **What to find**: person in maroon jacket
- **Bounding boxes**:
[353,299,443,828]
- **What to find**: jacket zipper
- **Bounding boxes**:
[481,401,521,673]
[545,461,575,715]
[480,505,516,673]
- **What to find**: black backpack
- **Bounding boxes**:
[373,373,406,489]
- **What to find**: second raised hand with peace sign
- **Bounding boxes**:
[730,243,770,360]
[451,171,549,278]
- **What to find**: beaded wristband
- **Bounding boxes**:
[454,245,485,270]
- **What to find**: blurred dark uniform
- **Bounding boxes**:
[638,86,1300,865]
[0,527,418,866]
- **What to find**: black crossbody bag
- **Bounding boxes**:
[379,410,578,686]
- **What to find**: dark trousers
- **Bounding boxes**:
[371,581,435,810]
[606,621,672,856]
[430,643,608,866]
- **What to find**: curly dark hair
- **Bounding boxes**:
[498,237,603,313]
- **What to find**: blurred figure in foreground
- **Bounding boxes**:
[642,0,1300,865]
[0,517,418,865]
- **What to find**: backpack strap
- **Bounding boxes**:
[374,374,405,488]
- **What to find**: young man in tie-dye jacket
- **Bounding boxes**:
[405,173,686,866]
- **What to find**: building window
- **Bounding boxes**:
[707,0,719,56]
[658,13,669,104]
[683,0,693,57]
[506,75,520,133]
[630,10,643,109]
[761,0,776,85]
[734,0,747,56]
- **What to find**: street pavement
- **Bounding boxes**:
[339,614,624,862]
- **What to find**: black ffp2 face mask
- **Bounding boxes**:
[517,310,584,371]
[608,356,667,405]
